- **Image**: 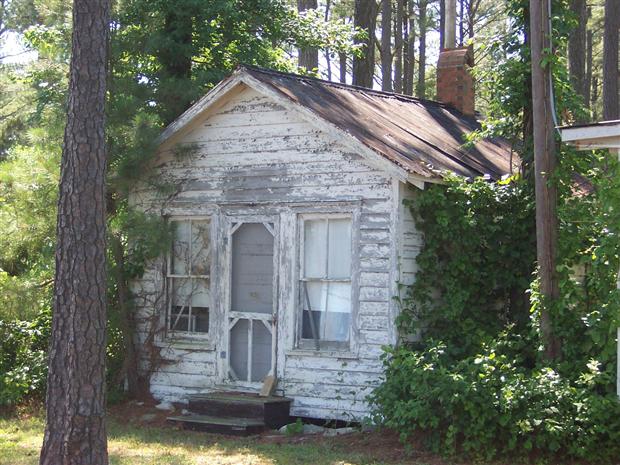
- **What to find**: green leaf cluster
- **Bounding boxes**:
[0,309,50,406]
[369,338,620,461]
[397,175,536,359]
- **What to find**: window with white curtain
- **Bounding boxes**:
[299,214,352,349]
[167,218,211,336]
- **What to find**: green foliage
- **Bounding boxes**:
[473,0,586,159]
[369,340,620,461]
[397,175,536,359]
[374,157,620,460]
[284,418,305,436]
[109,206,173,280]
[111,0,359,123]
[0,309,50,406]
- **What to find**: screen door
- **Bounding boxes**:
[227,220,277,384]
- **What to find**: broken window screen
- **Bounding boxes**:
[168,219,211,336]
[301,216,352,345]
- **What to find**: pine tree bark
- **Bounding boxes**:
[458,0,464,45]
[339,51,347,83]
[353,0,379,87]
[445,0,456,48]
[416,0,427,98]
[325,0,332,80]
[380,0,393,91]
[394,0,404,92]
[603,0,619,120]
[39,0,110,463]
[592,74,599,120]
[403,0,415,95]
[439,0,445,50]
[568,0,587,108]
[297,0,319,72]
[529,0,561,362]
[585,25,592,109]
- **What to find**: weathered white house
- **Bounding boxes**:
[130,57,517,423]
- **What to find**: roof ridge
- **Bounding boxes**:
[239,64,453,110]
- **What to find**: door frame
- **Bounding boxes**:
[217,212,280,390]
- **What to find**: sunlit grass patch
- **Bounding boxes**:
[0,414,409,465]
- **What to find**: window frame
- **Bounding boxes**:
[165,216,213,340]
[295,211,359,352]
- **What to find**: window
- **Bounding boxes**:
[167,218,211,337]
[299,215,353,349]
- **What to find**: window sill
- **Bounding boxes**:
[285,349,359,360]
[155,338,215,351]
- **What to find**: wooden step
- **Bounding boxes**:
[188,392,292,429]
[167,414,266,436]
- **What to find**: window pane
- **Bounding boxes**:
[304,219,327,278]
[324,282,351,342]
[171,221,190,275]
[326,282,351,314]
[301,281,327,340]
[327,218,352,279]
[190,278,210,308]
[169,278,209,334]
[302,309,323,340]
[191,220,210,276]
[170,308,190,332]
[191,306,209,333]
[171,278,192,308]
[324,312,350,342]
[304,281,327,313]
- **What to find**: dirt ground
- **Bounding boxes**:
[107,399,452,465]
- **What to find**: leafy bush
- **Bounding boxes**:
[369,340,620,461]
[397,175,536,359]
[373,170,620,461]
[0,309,51,406]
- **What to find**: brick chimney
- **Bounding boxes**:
[436,46,475,116]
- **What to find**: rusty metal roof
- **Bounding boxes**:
[243,66,519,181]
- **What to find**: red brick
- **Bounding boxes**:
[436,46,475,116]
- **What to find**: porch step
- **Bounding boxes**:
[167,414,266,436]
[187,392,292,429]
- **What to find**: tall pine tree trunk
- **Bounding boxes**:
[353,0,379,87]
[39,0,110,463]
[439,0,445,50]
[394,0,404,92]
[417,0,427,98]
[568,0,587,110]
[325,0,332,80]
[297,0,319,72]
[585,24,593,110]
[380,0,393,91]
[458,0,464,45]
[445,0,456,48]
[603,0,619,120]
[403,0,415,95]
[339,51,347,83]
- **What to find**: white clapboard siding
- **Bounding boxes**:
[398,183,422,288]
[129,84,416,420]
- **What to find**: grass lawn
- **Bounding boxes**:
[0,410,447,465]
